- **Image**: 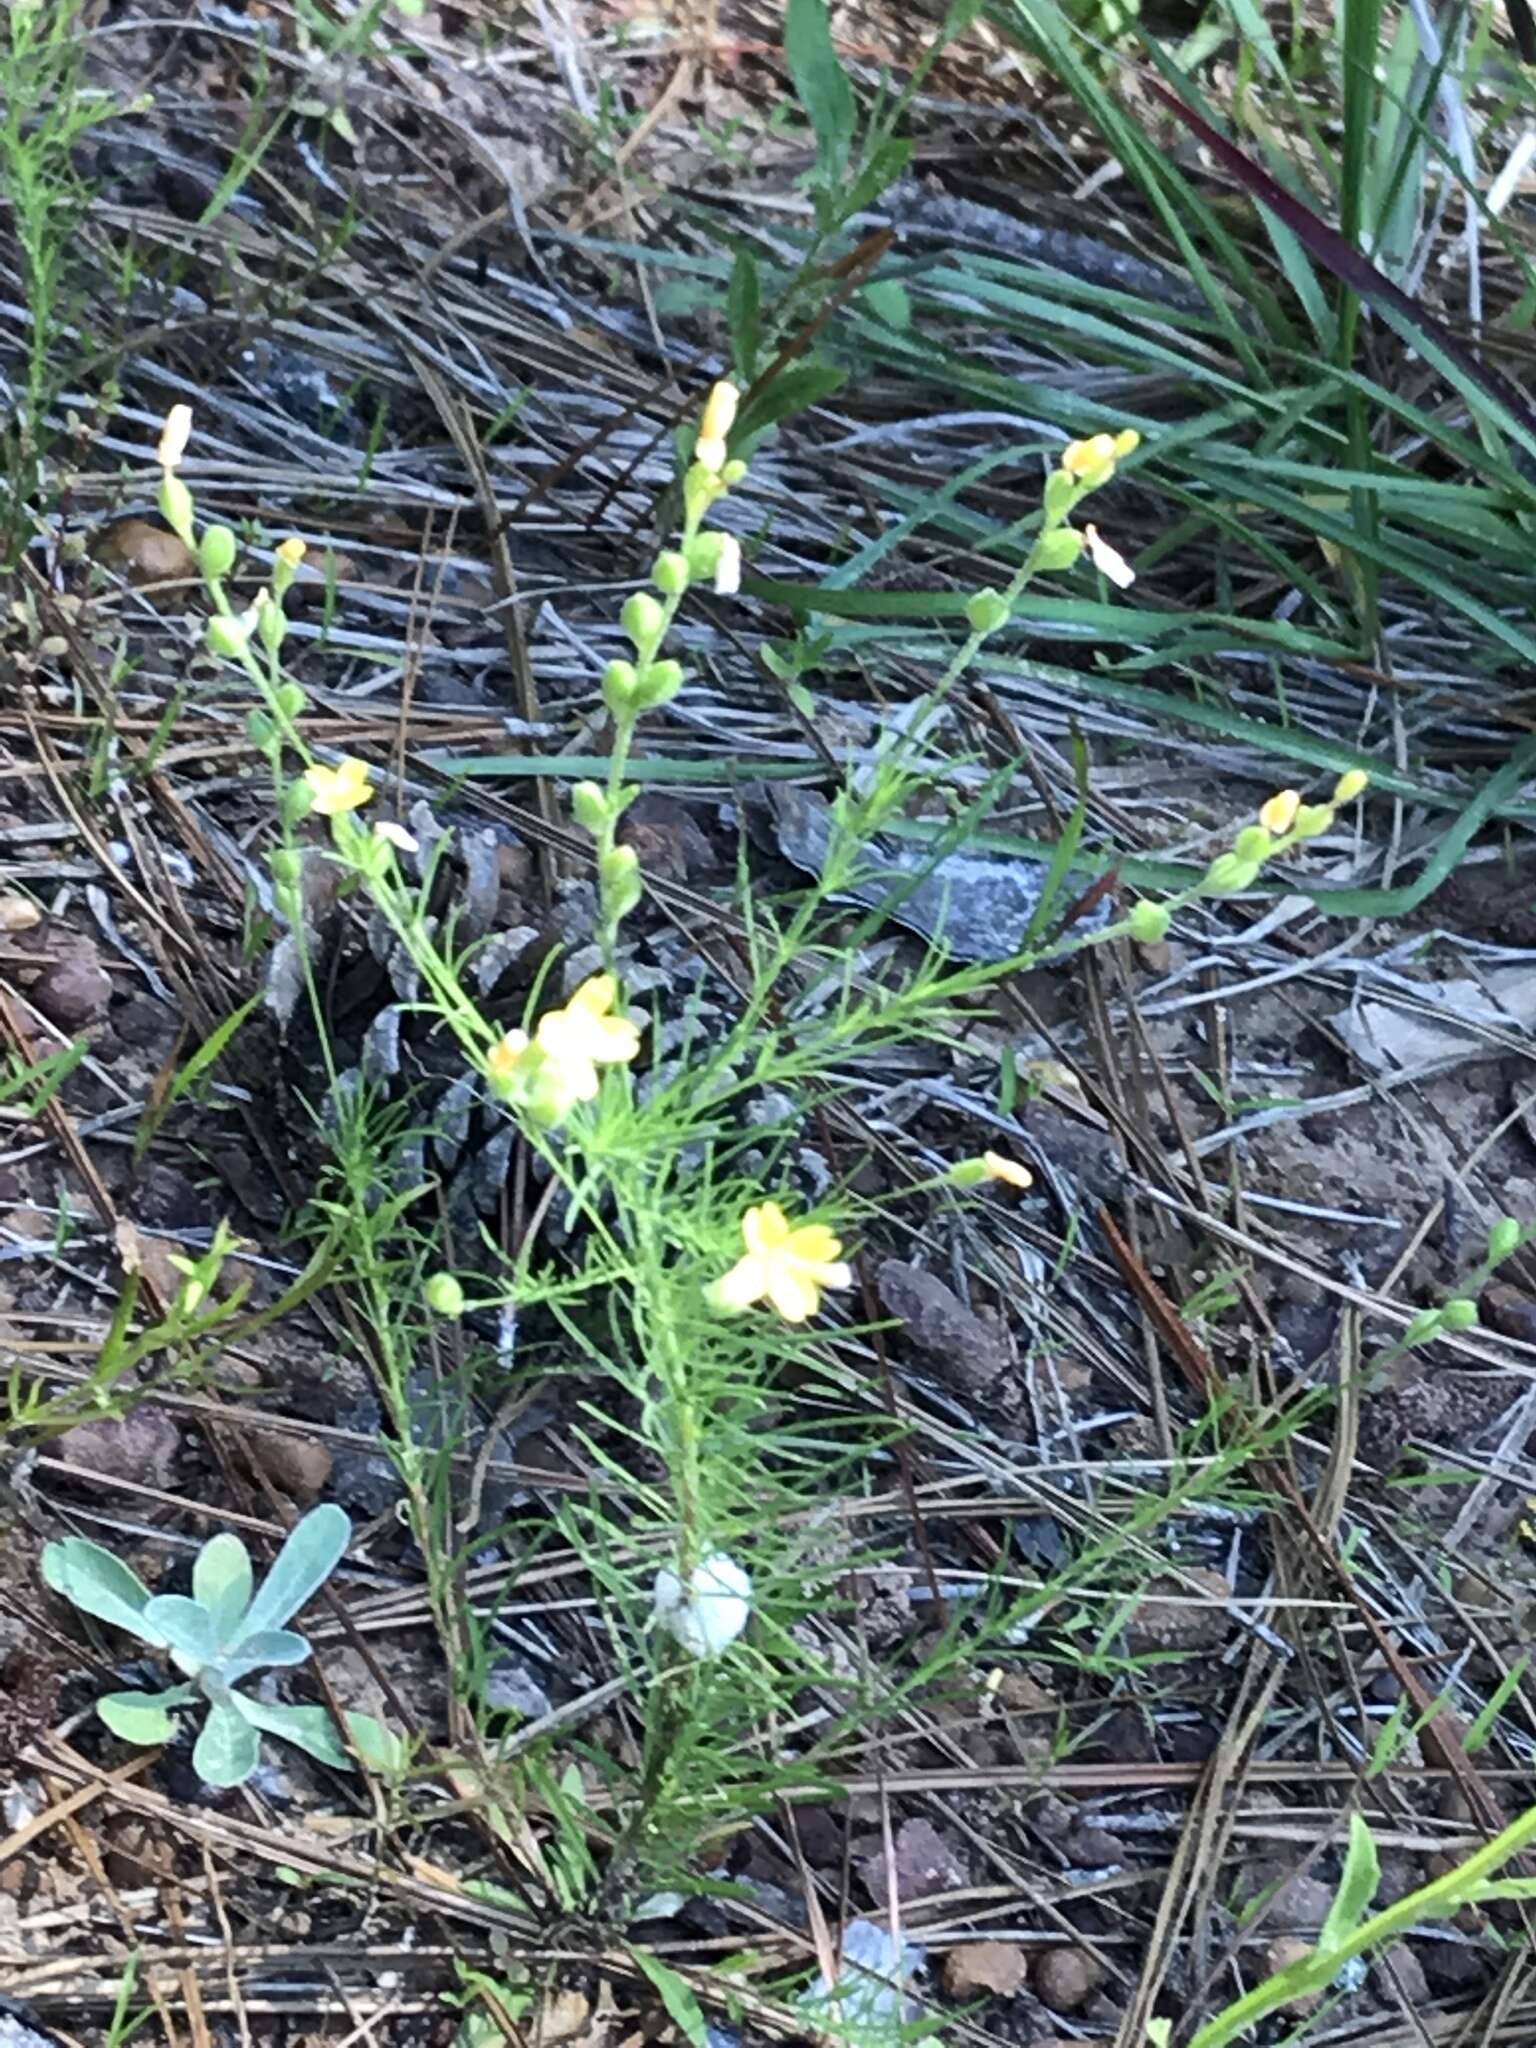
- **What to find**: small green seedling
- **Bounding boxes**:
[43,1504,397,1787]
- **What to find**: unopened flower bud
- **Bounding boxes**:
[1127,899,1171,945]
[602,659,640,714]
[634,658,683,709]
[1333,768,1369,803]
[1033,527,1084,573]
[158,471,195,547]
[1204,852,1260,895]
[1489,1217,1523,1264]
[571,781,610,832]
[1233,825,1271,864]
[1440,1296,1479,1332]
[1291,803,1334,839]
[965,588,1012,635]
[424,1273,465,1317]
[198,524,237,581]
[206,608,255,658]
[653,550,690,596]
[621,590,665,652]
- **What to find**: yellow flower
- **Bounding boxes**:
[277,537,307,568]
[695,380,740,472]
[157,403,193,470]
[1258,789,1301,836]
[708,1202,852,1323]
[1112,428,1141,458]
[1060,432,1118,481]
[486,1029,589,1123]
[983,1150,1032,1189]
[303,757,374,816]
[1333,769,1369,804]
[536,974,641,1073]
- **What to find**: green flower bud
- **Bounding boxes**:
[602,659,640,715]
[1233,825,1272,865]
[424,1272,465,1317]
[1032,527,1084,572]
[1203,853,1260,895]
[158,471,195,546]
[1043,470,1076,522]
[206,611,253,659]
[275,681,307,720]
[621,590,665,652]
[1127,899,1171,945]
[600,843,643,919]
[270,847,305,888]
[1488,1217,1523,1264]
[720,458,749,486]
[1440,1296,1479,1332]
[247,708,275,748]
[571,780,610,832]
[257,596,286,653]
[684,531,724,580]
[653,550,690,596]
[198,524,237,581]
[633,658,684,709]
[1402,1307,1443,1347]
[1291,803,1334,839]
[965,588,1012,636]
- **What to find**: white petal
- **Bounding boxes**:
[1084,523,1135,590]
[654,1552,752,1657]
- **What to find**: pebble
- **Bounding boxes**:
[1123,1566,1233,1654]
[1372,1941,1429,2005]
[55,1404,179,1490]
[239,1428,332,1506]
[1256,1870,1335,1933]
[0,897,41,934]
[942,1941,1028,1999]
[30,943,112,1030]
[90,517,197,591]
[1034,1947,1102,2011]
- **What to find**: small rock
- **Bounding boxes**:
[1417,1935,1491,1995]
[239,1429,332,1506]
[1123,1567,1233,1654]
[856,1817,967,1903]
[0,897,41,934]
[1256,1870,1335,1934]
[1034,1946,1102,2012]
[1372,1941,1429,2006]
[1264,1937,1321,2014]
[56,1404,179,1490]
[943,1941,1027,1999]
[91,517,197,592]
[30,943,111,1030]
[485,1661,551,1720]
[877,1259,1011,1396]
[1064,1824,1124,1868]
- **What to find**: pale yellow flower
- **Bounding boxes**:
[157,403,193,469]
[1258,789,1301,836]
[708,1202,852,1323]
[695,380,740,472]
[536,974,641,1073]
[982,1151,1032,1190]
[1333,769,1369,804]
[1060,432,1118,480]
[303,757,374,816]
[276,536,307,568]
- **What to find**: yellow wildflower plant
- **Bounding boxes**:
[303,757,374,816]
[708,1202,853,1324]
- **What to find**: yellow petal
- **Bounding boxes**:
[570,974,617,1017]
[1258,789,1301,836]
[808,1260,852,1292]
[982,1150,1032,1190]
[767,1263,820,1322]
[744,1203,789,1255]
[787,1223,844,1265]
[486,1030,530,1086]
[1333,769,1369,804]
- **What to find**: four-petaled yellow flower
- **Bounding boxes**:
[537,974,641,1074]
[1258,789,1301,836]
[304,757,374,815]
[709,1202,852,1324]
